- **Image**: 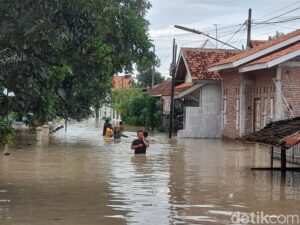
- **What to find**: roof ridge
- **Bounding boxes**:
[181,47,237,52]
[210,29,300,68]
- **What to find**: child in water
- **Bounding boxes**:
[105,123,113,138]
[113,126,121,139]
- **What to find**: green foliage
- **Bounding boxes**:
[0,0,154,124]
[136,62,165,88]
[111,88,161,129]
[136,70,165,88]
[0,116,14,146]
[111,88,143,119]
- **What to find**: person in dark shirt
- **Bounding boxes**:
[131,130,150,154]
[102,119,110,136]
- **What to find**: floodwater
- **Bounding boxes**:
[0,119,300,225]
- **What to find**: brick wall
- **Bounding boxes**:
[222,69,276,139]
[245,69,276,135]
[281,66,300,118]
[222,71,240,139]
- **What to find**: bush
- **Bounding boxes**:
[0,117,14,146]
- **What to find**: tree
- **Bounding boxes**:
[0,0,155,125]
[136,63,165,88]
[111,88,161,129]
[136,70,165,88]
[111,88,143,119]
[268,31,285,40]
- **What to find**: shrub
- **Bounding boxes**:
[0,117,14,146]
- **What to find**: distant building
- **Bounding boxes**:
[209,29,300,139]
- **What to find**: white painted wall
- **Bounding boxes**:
[178,83,222,138]
[184,71,192,83]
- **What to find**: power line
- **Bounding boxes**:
[261,0,300,18]
[220,23,246,48]
[174,25,241,50]
[260,6,300,23]
[150,23,244,39]
[253,16,300,24]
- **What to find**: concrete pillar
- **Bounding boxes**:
[42,124,49,138]
[275,65,283,120]
[36,126,43,141]
[3,144,10,155]
[239,74,246,137]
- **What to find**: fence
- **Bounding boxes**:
[274,143,300,164]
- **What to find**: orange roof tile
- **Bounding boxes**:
[212,29,300,67]
[284,133,300,149]
[180,48,237,80]
[148,81,171,96]
[148,81,194,97]
[174,82,193,95]
[113,75,134,89]
[250,40,267,48]
[243,42,300,67]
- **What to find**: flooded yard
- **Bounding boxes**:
[0,119,300,225]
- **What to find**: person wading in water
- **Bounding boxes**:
[131,131,149,154]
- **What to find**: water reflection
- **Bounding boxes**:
[0,119,299,225]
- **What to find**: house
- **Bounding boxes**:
[209,29,300,139]
[149,79,194,131]
[173,48,237,138]
[99,75,134,123]
[113,75,134,89]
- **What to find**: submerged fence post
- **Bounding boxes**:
[270,146,274,168]
[281,147,287,171]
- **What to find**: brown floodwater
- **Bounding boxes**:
[0,119,300,225]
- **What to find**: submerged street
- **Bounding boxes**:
[0,120,300,225]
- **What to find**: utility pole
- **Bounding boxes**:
[174,25,241,51]
[151,46,155,88]
[169,39,177,138]
[214,24,218,49]
[246,8,252,49]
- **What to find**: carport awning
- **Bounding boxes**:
[175,83,203,99]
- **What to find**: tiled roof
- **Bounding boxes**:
[212,29,300,67]
[180,48,237,80]
[250,40,267,48]
[174,82,193,95]
[247,117,300,149]
[243,41,300,67]
[148,81,193,97]
[148,81,171,96]
[113,75,134,89]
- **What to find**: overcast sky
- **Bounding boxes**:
[146,0,300,77]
